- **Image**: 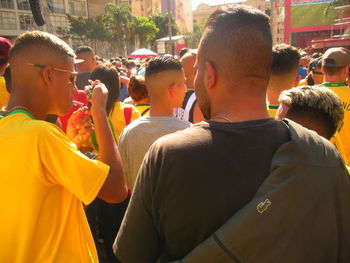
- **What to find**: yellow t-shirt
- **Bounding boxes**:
[135,104,150,117]
[0,110,109,262]
[0,76,9,108]
[108,101,140,140]
[267,104,279,118]
[321,82,350,165]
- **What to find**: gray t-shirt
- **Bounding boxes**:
[118,116,191,189]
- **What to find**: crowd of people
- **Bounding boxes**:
[0,4,350,263]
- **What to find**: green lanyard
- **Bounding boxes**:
[6,109,35,120]
[321,82,347,87]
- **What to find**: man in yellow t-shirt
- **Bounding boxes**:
[267,44,301,118]
[0,31,127,262]
[0,37,12,108]
[320,47,350,165]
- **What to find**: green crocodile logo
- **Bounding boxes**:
[257,198,272,213]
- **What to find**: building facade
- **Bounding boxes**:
[0,0,88,41]
[193,1,271,24]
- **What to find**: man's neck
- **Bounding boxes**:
[323,75,346,83]
[6,93,48,120]
[210,95,269,123]
[149,101,174,117]
[267,78,295,105]
[266,90,280,105]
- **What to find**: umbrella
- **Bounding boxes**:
[129,48,158,59]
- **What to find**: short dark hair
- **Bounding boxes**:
[4,65,11,93]
[75,46,94,55]
[90,64,120,115]
[128,76,148,102]
[179,48,189,58]
[201,5,272,84]
[323,66,344,76]
[145,56,182,79]
[271,44,300,75]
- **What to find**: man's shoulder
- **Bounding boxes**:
[150,122,208,151]
[277,119,342,167]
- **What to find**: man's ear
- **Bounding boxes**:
[204,62,217,90]
[169,82,177,98]
[42,66,53,86]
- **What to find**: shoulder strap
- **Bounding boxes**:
[124,107,132,125]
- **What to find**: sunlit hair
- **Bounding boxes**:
[9,31,74,59]
[279,85,344,139]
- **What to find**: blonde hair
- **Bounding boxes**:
[279,85,344,138]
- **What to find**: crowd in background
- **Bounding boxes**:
[0,4,350,263]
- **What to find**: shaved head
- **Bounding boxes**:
[9,31,74,63]
[195,5,272,119]
[145,56,183,99]
[199,5,272,87]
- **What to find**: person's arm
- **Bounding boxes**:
[113,149,162,262]
[90,80,128,203]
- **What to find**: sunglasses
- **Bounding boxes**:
[28,63,78,85]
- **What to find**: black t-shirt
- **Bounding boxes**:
[76,72,91,90]
[115,118,291,262]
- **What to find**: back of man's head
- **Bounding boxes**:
[199,5,272,89]
[322,47,350,77]
[278,85,344,140]
[271,44,300,77]
[145,56,183,103]
[267,44,301,103]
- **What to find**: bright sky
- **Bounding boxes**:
[192,0,243,10]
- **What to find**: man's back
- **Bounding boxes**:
[115,118,290,261]
[0,111,108,262]
[119,116,191,188]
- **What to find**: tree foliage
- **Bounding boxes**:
[62,3,179,56]
[185,18,206,49]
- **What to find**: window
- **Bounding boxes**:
[0,11,16,29]
[47,0,64,14]
[69,0,86,16]
[0,0,14,9]
[49,15,67,31]
[19,14,36,30]
[17,0,30,10]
